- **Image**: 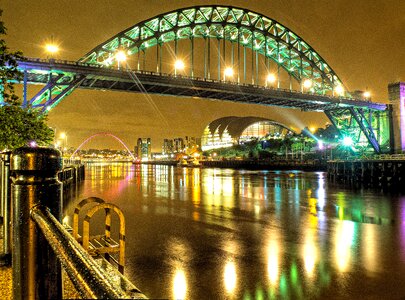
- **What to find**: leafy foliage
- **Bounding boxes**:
[0,105,53,150]
[0,9,54,150]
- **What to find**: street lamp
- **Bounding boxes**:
[266,73,276,87]
[224,67,234,80]
[363,91,371,99]
[302,79,312,91]
[44,42,59,60]
[174,59,185,75]
[45,44,59,54]
[115,51,127,69]
[60,132,67,150]
[334,85,345,97]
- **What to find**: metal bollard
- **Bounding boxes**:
[0,152,11,266]
[10,147,63,300]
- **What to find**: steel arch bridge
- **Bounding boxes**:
[9,5,392,153]
[80,5,344,94]
[70,132,136,160]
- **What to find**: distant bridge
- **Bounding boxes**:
[9,5,392,153]
[70,132,136,161]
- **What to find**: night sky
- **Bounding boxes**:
[3,1,405,151]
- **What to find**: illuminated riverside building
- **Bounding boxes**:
[173,138,184,153]
[162,137,201,155]
[162,139,174,154]
[136,138,151,160]
[201,116,294,151]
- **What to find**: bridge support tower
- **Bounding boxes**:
[388,82,405,153]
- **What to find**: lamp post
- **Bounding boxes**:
[59,133,67,156]
[174,59,185,76]
[44,36,59,59]
[224,67,234,81]
[266,73,276,87]
[115,51,127,70]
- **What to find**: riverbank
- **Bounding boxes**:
[135,159,327,171]
[201,159,326,171]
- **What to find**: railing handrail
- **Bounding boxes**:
[31,205,146,299]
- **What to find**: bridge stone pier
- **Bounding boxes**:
[388,82,405,153]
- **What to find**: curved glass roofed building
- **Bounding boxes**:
[201,116,294,151]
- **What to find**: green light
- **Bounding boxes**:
[290,263,298,286]
[343,136,353,146]
[255,287,264,300]
[80,5,344,94]
[279,274,288,297]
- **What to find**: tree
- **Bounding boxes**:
[0,105,53,149]
[0,9,53,150]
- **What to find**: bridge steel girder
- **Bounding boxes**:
[79,5,349,96]
[325,108,391,154]
[15,58,391,153]
[26,73,86,112]
[16,58,387,111]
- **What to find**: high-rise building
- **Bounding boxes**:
[136,138,151,159]
[173,138,184,153]
[162,139,174,154]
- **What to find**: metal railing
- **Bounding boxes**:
[2,147,146,299]
[20,57,377,105]
[31,205,144,299]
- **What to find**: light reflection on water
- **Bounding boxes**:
[64,163,405,299]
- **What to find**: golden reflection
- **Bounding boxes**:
[192,211,200,221]
[173,269,187,300]
[192,169,201,205]
[308,197,318,226]
[362,224,377,272]
[224,261,237,293]
[267,239,279,285]
[303,235,317,277]
[334,220,355,272]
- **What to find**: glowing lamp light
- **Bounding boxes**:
[309,127,316,133]
[224,67,234,77]
[318,140,324,150]
[343,136,353,147]
[174,59,185,70]
[266,74,276,84]
[45,44,59,54]
[335,85,345,96]
[224,261,237,293]
[29,141,37,148]
[173,269,187,300]
[363,91,371,99]
[115,51,127,62]
[303,79,312,89]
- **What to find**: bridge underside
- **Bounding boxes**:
[15,58,390,153]
[325,108,392,153]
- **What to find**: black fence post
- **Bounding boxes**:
[10,147,63,300]
[0,152,11,266]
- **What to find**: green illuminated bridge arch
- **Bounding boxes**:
[80,5,345,95]
[12,5,392,154]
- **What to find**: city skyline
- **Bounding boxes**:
[3,0,404,151]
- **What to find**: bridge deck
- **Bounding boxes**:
[17,58,387,111]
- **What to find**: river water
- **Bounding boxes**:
[64,163,405,299]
